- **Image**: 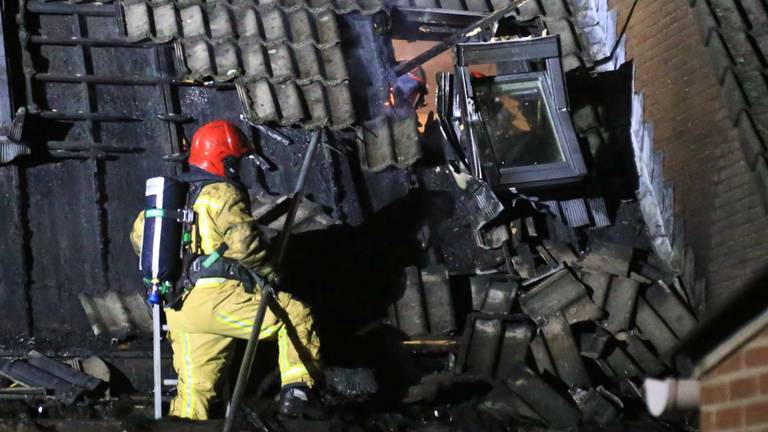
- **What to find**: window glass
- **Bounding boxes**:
[473,77,564,168]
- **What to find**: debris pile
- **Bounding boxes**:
[1,0,704,429]
[0,351,106,405]
[391,216,699,429]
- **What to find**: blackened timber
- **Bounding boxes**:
[0,165,31,338]
[0,11,12,125]
[0,9,30,338]
[152,45,183,171]
[390,7,486,41]
[75,11,111,292]
[33,73,180,86]
[481,384,545,424]
[38,111,141,122]
[26,1,114,16]
[0,360,84,404]
[27,351,102,391]
[392,0,533,76]
[29,35,154,47]
[46,141,144,153]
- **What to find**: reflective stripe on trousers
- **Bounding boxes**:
[166,281,320,420]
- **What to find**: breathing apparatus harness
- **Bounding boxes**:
[140,169,258,309]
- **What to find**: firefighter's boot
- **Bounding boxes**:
[278,384,324,419]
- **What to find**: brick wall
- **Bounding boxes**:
[607,0,768,308]
[699,327,768,431]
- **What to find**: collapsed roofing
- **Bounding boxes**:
[0,0,703,430]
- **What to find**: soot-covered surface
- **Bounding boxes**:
[0,0,401,350]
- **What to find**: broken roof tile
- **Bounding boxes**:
[360,111,421,171]
[79,291,152,341]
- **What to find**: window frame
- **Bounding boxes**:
[455,36,587,189]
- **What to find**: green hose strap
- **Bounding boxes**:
[159,281,172,295]
[202,251,221,269]
[145,208,164,218]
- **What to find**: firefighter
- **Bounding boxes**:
[130,120,321,420]
[394,62,428,111]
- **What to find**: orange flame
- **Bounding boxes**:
[385,86,396,108]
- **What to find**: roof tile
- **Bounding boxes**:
[361,111,421,171]
[122,0,380,129]
[239,78,355,128]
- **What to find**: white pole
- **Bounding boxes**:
[153,303,162,420]
[644,378,700,416]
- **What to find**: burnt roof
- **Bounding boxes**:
[121,0,383,128]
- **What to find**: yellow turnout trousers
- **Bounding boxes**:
[165,279,320,420]
[130,179,318,420]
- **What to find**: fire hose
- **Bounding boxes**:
[223,129,324,432]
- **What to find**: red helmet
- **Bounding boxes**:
[188,120,249,177]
